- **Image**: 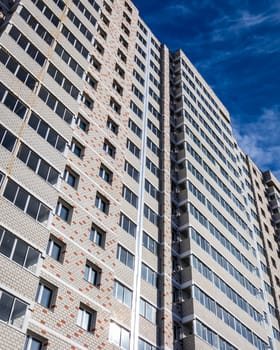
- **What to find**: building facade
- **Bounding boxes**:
[0,0,279,349]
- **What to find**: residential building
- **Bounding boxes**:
[0,0,279,349]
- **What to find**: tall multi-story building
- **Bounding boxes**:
[0,0,279,349]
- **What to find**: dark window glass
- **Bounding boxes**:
[14,187,28,210]
[13,239,28,265]
[0,231,15,257]
[0,292,13,322]
[26,197,40,219]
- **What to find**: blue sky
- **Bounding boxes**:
[133,0,280,179]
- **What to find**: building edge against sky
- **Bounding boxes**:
[0,0,280,349]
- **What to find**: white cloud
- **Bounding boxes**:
[233,106,280,178]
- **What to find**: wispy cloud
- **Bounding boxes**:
[233,106,280,177]
[135,0,280,180]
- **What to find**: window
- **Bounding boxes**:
[35,280,56,309]
[130,100,143,119]
[81,93,94,110]
[31,0,59,26]
[46,235,65,262]
[113,280,132,307]
[144,204,158,225]
[0,124,17,152]
[84,261,101,287]
[143,232,157,254]
[0,289,28,329]
[147,119,160,138]
[109,322,130,350]
[119,213,137,237]
[110,97,121,114]
[123,11,131,24]
[150,49,160,63]
[121,23,130,36]
[77,304,96,332]
[28,112,67,153]
[145,180,158,200]
[148,103,160,120]
[100,12,110,26]
[124,161,139,182]
[47,63,79,99]
[122,185,138,208]
[147,138,159,156]
[0,47,37,91]
[94,40,104,55]
[132,84,144,102]
[61,24,89,60]
[134,55,145,72]
[136,43,146,58]
[0,227,40,272]
[76,114,90,133]
[149,72,160,89]
[103,1,112,14]
[141,263,157,287]
[119,35,128,49]
[0,171,4,188]
[38,86,73,124]
[133,69,144,86]
[63,166,79,188]
[103,139,116,158]
[139,338,156,350]
[3,179,50,224]
[19,7,54,45]
[90,55,101,71]
[117,49,127,63]
[97,24,107,40]
[55,198,73,223]
[124,1,132,13]
[106,117,119,134]
[70,138,85,159]
[138,21,147,35]
[140,298,156,323]
[95,192,110,214]
[23,334,46,350]
[128,119,142,138]
[115,63,125,79]
[99,164,113,184]
[9,26,46,66]
[112,80,123,96]
[126,139,140,158]
[72,0,99,25]
[55,43,84,78]
[149,87,160,104]
[85,74,98,90]
[117,245,134,269]
[90,223,105,248]
[150,61,159,75]
[0,82,28,119]
[67,9,93,42]
[17,143,59,185]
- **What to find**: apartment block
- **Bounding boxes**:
[0,0,279,349]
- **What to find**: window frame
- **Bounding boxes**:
[55,198,73,223]
[77,304,96,332]
[35,280,56,309]
[95,192,110,214]
[63,166,79,189]
[89,223,105,248]
[46,235,65,262]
